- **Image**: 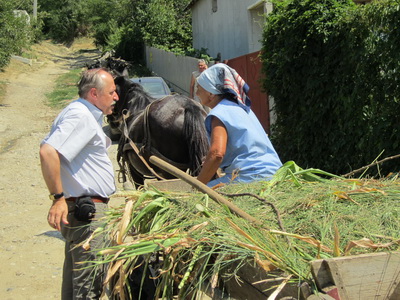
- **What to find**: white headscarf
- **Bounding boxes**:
[196,63,251,109]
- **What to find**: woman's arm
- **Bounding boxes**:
[197,116,227,184]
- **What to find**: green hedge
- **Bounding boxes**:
[262,0,400,176]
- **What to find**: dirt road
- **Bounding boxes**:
[0,39,123,299]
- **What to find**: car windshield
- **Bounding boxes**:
[130,77,171,98]
[140,82,167,95]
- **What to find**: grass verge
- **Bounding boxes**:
[46,68,82,108]
[0,81,7,105]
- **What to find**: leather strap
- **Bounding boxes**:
[66,196,109,204]
[122,111,166,180]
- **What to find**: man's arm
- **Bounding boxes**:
[39,143,69,231]
[190,74,195,98]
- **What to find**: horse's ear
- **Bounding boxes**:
[115,75,131,87]
[114,75,125,86]
[122,68,129,77]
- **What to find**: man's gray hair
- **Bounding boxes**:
[198,59,206,64]
[78,68,109,98]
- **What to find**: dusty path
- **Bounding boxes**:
[0,39,123,300]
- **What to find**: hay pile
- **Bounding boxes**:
[87,162,400,299]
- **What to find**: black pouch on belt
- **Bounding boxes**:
[74,196,96,221]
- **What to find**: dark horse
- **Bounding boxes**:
[108,76,209,187]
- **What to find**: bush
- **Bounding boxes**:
[0,0,33,69]
[262,0,400,176]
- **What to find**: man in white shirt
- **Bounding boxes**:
[190,59,210,114]
[40,68,119,299]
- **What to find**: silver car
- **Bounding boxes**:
[130,77,173,98]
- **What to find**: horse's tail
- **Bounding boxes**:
[183,105,209,175]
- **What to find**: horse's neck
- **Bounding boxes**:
[129,95,153,118]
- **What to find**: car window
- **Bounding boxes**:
[141,82,166,95]
[130,77,171,98]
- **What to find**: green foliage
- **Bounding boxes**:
[79,0,192,62]
[45,68,81,108]
[84,0,143,60]
[184,47,213,62]
[36,0,192,61]
[40,0,89,44]
[142,0,192,53]
[0,0,35,69]
[262,0,400,176]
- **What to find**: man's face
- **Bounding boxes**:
[94,72,119,115]
[198,62,208,73]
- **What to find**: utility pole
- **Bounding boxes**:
[33,0,37,20]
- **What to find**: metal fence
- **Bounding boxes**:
[145,46,206,96]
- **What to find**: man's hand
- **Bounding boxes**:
[48,198,69,231]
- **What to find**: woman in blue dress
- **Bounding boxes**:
[195,63,282,187]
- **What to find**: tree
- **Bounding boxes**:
[85,0,192,62]
[142,0,192,54]
[39,0,89,44]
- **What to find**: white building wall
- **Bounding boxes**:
[246,1,273,53]
[191,0,258,60]
[190,0,272,60]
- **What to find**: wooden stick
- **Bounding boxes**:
[342,153,400,177]
[149,156,262,226]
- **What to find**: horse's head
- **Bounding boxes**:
[107,76,154,138]
[113,76,134,115]
[113,76,154,115]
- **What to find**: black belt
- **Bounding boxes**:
[66,196,109,204]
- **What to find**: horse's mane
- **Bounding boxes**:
[126,83,154,117]
[113,76,154,118]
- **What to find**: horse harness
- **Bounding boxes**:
[121,97,191,181]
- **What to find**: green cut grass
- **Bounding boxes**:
[46,68,82,108]
[86,171,400,298]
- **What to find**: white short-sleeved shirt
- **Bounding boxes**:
[192,70,201,102]
[42,98,115,198]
